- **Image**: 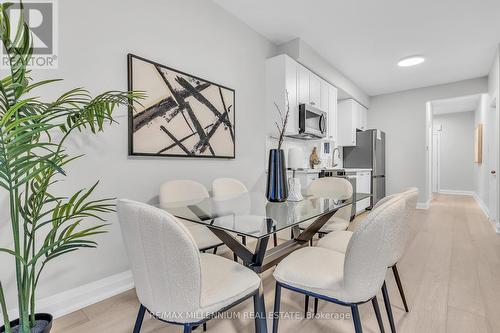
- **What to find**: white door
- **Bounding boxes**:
[432,132,440,193]
[488,97,498,222]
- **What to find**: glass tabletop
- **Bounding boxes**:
[159,192,371,239]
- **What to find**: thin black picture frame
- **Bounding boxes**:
[127,53,236,159]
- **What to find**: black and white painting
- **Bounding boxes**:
[127,54,235,158]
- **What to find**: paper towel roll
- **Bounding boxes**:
[288,147,304,169]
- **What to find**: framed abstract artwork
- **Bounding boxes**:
[127,54,235,158]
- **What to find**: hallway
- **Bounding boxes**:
[53,194,499,333]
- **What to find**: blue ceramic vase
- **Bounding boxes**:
[266,149,288,202]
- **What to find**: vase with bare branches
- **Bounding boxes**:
[266,92,290,202]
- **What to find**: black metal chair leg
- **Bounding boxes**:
[183,324,192,333]
[273,233,278,247]
[242,235,247,246]
[351,304,363,333]
[203,322,207,331]
[133,304,146,333]
[372,296,385,333]
[382,281,397,333]
[273,283,282,333]
[314,298,319,316]
[253,285,267,333]
[213,247,218,255]
[233,252,238,262]
[391,264,409,312]
[304,295,309,316]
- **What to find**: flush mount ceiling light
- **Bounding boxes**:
[398,56,425,67]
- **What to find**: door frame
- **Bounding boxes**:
[489,95,499,230]
[431,131,441,193]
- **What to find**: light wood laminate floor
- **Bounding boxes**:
[53,194,500,333]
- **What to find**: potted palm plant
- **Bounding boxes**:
[0,2,142,332]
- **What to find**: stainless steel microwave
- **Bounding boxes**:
[298,103,327,138]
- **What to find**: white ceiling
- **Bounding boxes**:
[431,94,481,115]
[213,0,500,96]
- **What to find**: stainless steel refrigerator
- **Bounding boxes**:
[343,129,386,207]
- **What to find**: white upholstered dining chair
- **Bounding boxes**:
[272,195,407,333]
[213,177,279,250]
[159,180,223,253]
[298,177,353,242]
[117,199,266,333]
[316,188,419,333]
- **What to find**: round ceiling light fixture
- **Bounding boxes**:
[397,56,425,67]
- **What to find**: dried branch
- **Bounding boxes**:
[274,90,290,150]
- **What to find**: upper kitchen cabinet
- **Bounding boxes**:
[266,54,299,135]
[297,64,310,106]
[297,64,328,112]
[337,99,368,146]
[320,79,329,112]
[266,54,338,138]
[327,84,338,141]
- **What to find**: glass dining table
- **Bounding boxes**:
[159,192,371,273]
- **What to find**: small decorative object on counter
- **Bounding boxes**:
[287,148,304,202]
[266,92,290,202]
[309,147,321,169]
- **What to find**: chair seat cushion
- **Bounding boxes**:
[199,253,261,315]
[299,216,350,233]
[316,230,353,253]
[181,220,223,250]
[273,247,347,299]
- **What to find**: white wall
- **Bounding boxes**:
[0,0,277,312]
[433,112,475,192]
[368,77,488,204]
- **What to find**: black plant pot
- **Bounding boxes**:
[1,313,52,333]
[266,149,288,202]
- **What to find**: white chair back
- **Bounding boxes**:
[160,180,209,205]
[307,177,353,222]
[212,178,248,198]
[343,196,406,302]
[388,188,419,265]
[306,177,353,199]
[117,199,202,315]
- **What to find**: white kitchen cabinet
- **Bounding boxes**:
[265,54,299,135]
[356,171,372,214]
[266,55,339,140]
[298,64,310,106]
[357,104,368,131]
[337,99,368,146]
[309,73,321,108]
[337,99,357,146]
[320,79,329,112]
[327,85,338,141]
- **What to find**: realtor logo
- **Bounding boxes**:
[1,0,58,69]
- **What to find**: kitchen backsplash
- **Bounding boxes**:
[265,136,343,170]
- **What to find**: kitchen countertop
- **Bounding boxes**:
[288,168,372,174]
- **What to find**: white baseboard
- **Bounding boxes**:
[472,193,490,218]
[438,189,475,196]
[8,270,134,320]
[416,200,430,210]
